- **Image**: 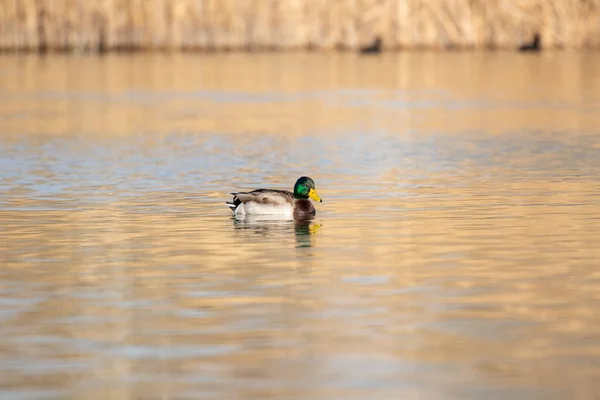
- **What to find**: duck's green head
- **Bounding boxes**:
[294,176,322,202]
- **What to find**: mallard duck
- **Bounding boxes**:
[519,33,541,52]
[360,36,382,54]
[226,176,322,217]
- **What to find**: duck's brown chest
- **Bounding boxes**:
[294,199,316,216]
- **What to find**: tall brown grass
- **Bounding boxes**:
[1,0,600,52]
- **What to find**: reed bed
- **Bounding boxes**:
[1,0,600,52]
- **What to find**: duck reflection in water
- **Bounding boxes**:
[232,214,322,247]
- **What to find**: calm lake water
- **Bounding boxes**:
[1,52,600,399]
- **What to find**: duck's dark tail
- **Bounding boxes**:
[225,193,241,213]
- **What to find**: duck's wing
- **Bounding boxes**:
[233,189,294,205]
[226,189,294,211]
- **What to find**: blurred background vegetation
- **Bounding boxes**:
[1,0,599,53]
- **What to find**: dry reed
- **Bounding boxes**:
[1,0,600,52]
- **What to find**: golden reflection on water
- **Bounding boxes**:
[1,53,600,399]
[2,52,600,138]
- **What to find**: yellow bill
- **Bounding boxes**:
[308,188,322,202]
